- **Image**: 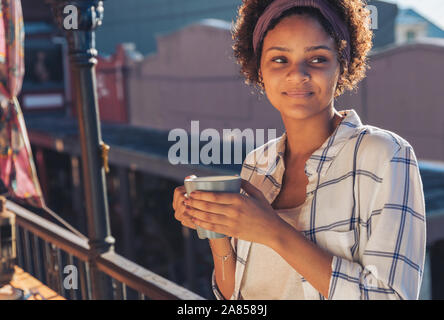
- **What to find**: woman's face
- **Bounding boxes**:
[259,14,340,119]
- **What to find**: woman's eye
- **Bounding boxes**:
[272,57,286,64]
[271,57,327,64]
[311,57,327,64]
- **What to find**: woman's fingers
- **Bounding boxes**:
[191,217,228,236]
[172,185,186,211]
[173,186,198,230]
[185,197,233,216]
[172,174,196,210]
[185,205,230,227]
[180,215,198,230]
[174,202,197,230]
[189,190,240,205]
[173,195,187,221]
[172,175,198,231]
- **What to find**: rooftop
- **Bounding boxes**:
[396,8,444,38]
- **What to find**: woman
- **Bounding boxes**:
[172,0,426,300]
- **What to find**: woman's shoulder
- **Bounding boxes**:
[242,134,284,167]
[357,124,415,161]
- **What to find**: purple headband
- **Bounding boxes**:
[253,0,351,64]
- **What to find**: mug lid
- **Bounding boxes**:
[184,175,240,182]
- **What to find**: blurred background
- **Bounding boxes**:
[14,0,444,299]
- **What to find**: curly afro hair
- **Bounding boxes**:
[231,0,373,97]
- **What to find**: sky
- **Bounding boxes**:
[382,0,444,29]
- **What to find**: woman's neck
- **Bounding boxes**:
[282,107,344,163]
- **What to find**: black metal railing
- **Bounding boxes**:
[7,200,204,300]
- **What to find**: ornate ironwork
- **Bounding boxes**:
[45,0,114,299]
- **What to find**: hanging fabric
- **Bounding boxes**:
[0,0,87,240]
[0,0,45,208]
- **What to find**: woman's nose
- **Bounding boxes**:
[286,62,311,83]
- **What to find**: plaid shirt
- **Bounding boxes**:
[212,109,426,300]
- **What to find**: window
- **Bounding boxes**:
[406,30,416,42]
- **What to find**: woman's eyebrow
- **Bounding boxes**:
[305,45,333,52]
[265,46,292,53]
[265,45,333,53]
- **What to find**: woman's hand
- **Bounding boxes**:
[172,175,198,231]
[184,178,285,246]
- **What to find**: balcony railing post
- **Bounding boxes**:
[46,0,114,299]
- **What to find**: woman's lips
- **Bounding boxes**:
[283,91,314,98]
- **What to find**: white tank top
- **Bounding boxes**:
[240,204,305,300]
